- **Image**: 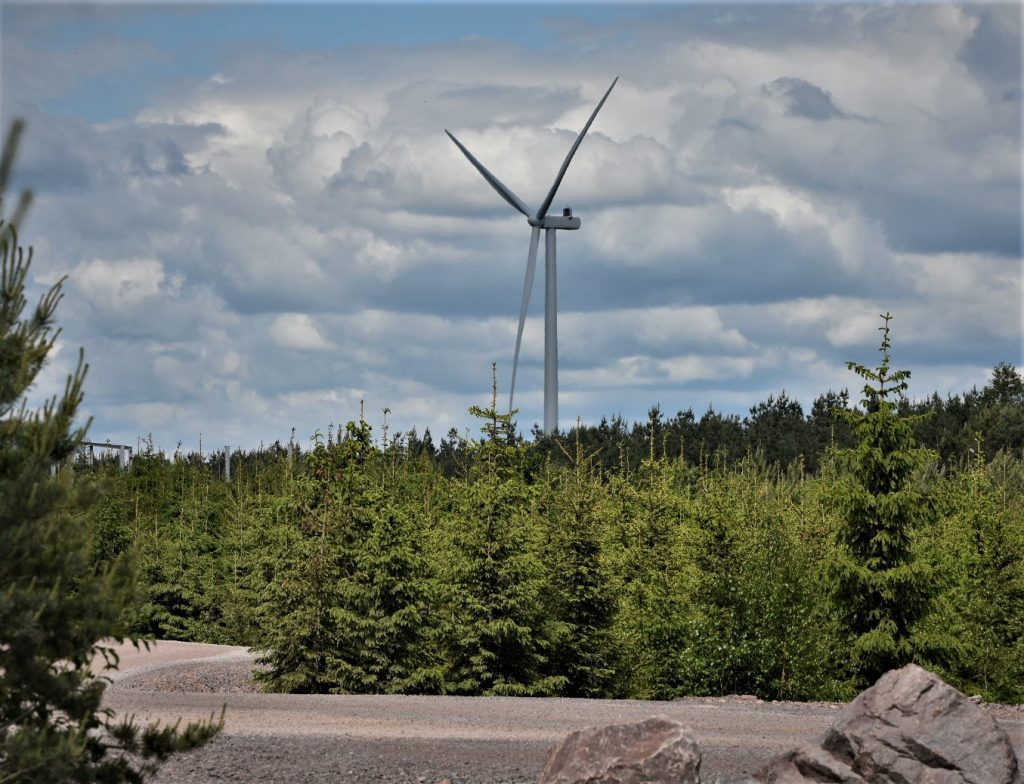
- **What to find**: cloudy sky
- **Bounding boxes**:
[2,2,1020,453]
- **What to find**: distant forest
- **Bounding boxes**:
[77,358,1024,705]
[412,360,1024,475]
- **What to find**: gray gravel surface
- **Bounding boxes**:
[97,641,1024,784]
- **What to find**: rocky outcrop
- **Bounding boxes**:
[540,664,1020,784]
[755,664,1020,783]
[538,715,701,784]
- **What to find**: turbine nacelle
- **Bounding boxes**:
[528,209,581,230]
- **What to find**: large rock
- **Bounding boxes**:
[538,715,701,784]
[756,663,1020,783]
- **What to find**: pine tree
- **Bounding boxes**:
[0,119,220,782]
[807,390,854,471]
[829,313,940,685]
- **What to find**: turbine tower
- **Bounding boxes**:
[446,77,617,435]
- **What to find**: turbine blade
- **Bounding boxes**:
[445,130,533,218]
[510,225,541,412]
[535,77,618,221]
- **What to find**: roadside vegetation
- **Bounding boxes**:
[83,348,1024,704]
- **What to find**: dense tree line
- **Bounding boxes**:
[81,345,1024,704]
[412,361,1021,478]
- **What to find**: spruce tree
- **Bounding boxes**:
[604,453,693,699]
[745,392,810,468]
[943,447,1024,702]
[0,120,220,782]
[333,495,444,693]
[829,313,939,685]
[973,362,1024,457]
[543,428,617,697]
[256,429,350,693]
[439,367,563,695]
[683,458,843,700]
[258,418,443,694]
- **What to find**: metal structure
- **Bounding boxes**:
[79,440,134,469]
[446,77,618,434]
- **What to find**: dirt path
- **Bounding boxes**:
[97,640,1024,783]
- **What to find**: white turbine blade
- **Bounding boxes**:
[535,77,618,221]
[445,130,533,218]
[509,225,541,412]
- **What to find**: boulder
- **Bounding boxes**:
[755,663,1020,783]
[538,715,701,784]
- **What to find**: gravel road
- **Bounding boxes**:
[97,641,1024,783]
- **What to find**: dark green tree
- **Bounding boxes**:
[696,408,745,465]
[543,429,618,697]
[972,363,1024,458]
[333,496,444,693]
[829,313,940,685]
[439,368,564,695]
[256,426,367,693]
[745,391,810,468]
[938,447,1024,702]
[808,389,854,470]
[681,458,844,700]
[257,418,444,695]
[604,454,693,699]
[0,120,220,782]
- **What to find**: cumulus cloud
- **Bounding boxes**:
[761,77,869,122]
[75,258,169,310]
[269,314,334,351]
[564,353,759,390]
[3,3,1018,448]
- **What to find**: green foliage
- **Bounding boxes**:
[117,444,234,643]
[604,453,694,699]
[745,392,811,468]
[541,430,618,697]
[0,120,220,783]
[255,426,365,693]
[64,345,1023,705]
[526,361,1020,474]
[828,313,942,685]
[929,447,1024,702]
[340,498,443,693]
[677,459,846,700]
[45,300,1019,706]
[254,421,443,695]
[73,403,1024,704]
[329,419,443,694]
[438,371,564,696]
[901,362,1024,463]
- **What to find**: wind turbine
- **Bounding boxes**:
[446,77,618,435]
